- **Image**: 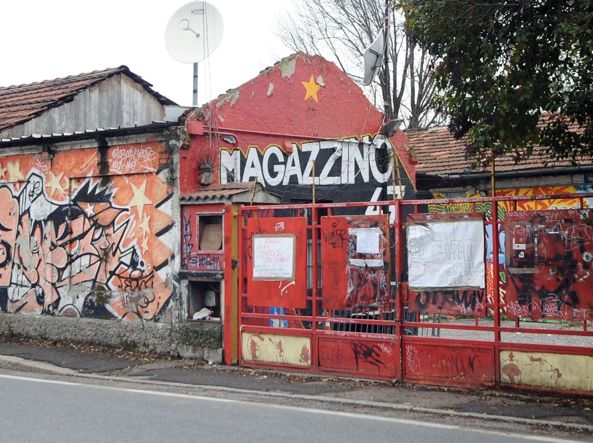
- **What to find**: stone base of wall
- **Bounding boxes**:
[0,313,223,364]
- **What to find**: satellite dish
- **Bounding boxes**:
[165,1,224,63]
[363,30,384,86]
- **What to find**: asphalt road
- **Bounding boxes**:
[0,372,581,443]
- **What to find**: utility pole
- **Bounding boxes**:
[382,0,393,120]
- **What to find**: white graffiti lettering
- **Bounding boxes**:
[219,135,395,188]
[110,146,157,173]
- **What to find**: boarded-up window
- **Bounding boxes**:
[199,215,222,251]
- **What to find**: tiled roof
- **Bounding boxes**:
[180,182,267,201]
[408,125,593,177]
[0,66,176,132]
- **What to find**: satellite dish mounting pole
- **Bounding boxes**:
[193,62,199,106]
[164,2,224,106]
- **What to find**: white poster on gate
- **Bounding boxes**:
[252,235,295,280]
[407,219,485,289]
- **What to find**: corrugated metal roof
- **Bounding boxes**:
[0,122,175,147]
[0,66,176,133]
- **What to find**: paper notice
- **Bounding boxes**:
[351,228,380,254]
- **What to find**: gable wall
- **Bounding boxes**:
[0,75,166,139]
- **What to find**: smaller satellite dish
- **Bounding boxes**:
[165,1,224,64]
[363,30,385,86]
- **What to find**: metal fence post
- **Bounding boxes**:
[395,199,405,382]
[491,197,502,386]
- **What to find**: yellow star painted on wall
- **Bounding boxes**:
[48,172,65,197]
[0,164,6,179]
[302,75,321,103]
[128,180,153,220]
[7,161,24,182]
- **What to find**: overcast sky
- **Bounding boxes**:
[0,0,295,106]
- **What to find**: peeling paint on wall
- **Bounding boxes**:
[216,89,240,109]
[500,350,593,391]
[279,57,297,78]
[242,332,311,367]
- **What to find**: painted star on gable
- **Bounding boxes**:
[48,172,65,197]
[7,161,24,182]
[127,180,153,220]
[302,75,321,103]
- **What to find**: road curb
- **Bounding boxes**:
[0,355,78,376]
[2,354,592,434]
[106,377,593,433]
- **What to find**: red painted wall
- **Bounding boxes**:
[181,203,226,273]
[180,53,416,198]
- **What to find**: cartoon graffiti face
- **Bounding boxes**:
[0,242,9,267]
[27,176,42,201]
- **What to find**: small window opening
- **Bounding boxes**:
[188,281,221,321]
[199,215,223,251]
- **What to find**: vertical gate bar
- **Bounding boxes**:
[311,195,319,371]
[491,197,502,386]
[229,204,240,364]
[311,213,319,331]
[395,199,404,381]
[237,208,246,366]
[311,184,318,328]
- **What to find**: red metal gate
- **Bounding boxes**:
[236,193,593,394]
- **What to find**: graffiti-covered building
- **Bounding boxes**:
[181,53,416,204]
[0,67,183,323]
[178,53,417,362]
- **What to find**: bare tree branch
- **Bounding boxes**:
[278,0,440,129]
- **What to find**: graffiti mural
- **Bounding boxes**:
[218,134,413,205]
[320,215,390,310]
[317,337,398,377]
[431,185,591,217]
[404,343,494,385]
[180,212,224,272]
[505,209,593,321]
[0,142,174,321]
[428,186,592,312]
[407,289,486,316]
